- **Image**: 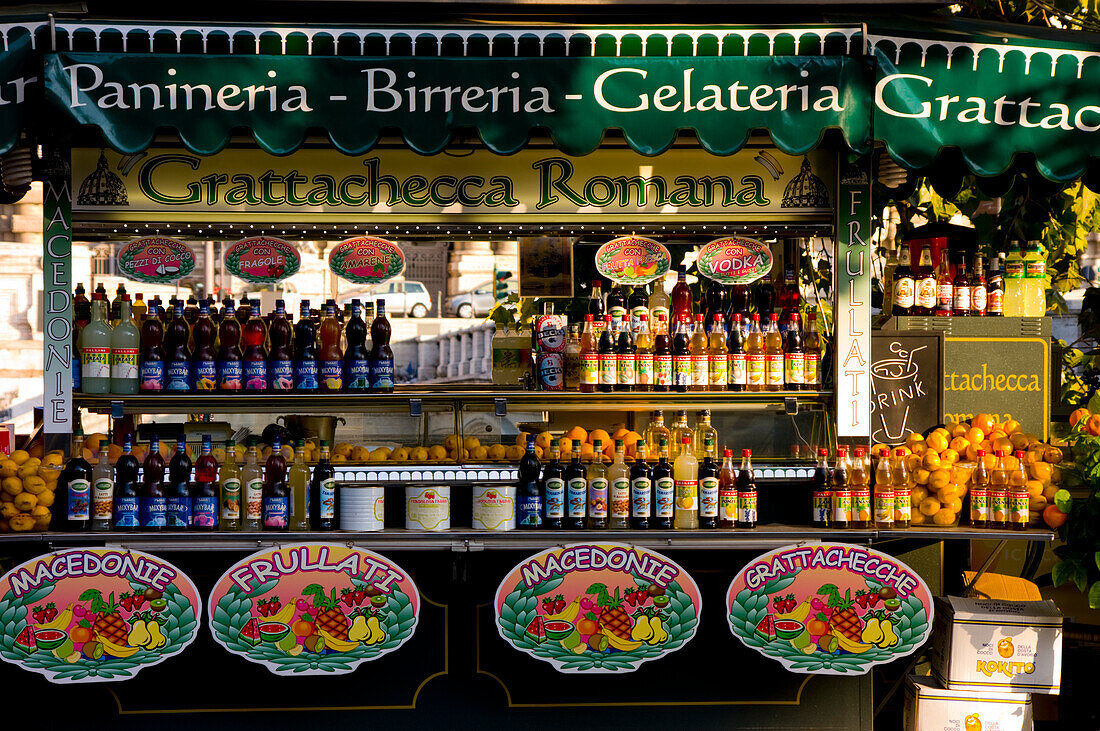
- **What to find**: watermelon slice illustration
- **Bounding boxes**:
[239,618,262,647]
[755,614,777,643]
[525,616,546,643]
[14,626,37,654]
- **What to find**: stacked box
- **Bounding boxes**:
[904,675,1033,731]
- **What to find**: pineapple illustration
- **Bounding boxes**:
[302,584,349,640]
[588,583,633,640]
[818,584,863,641]
[79,589,129,645]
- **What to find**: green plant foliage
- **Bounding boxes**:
[1054,421,1100,607]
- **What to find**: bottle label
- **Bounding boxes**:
[803,353,819,387]
[294,359,319,390]
[221,478,241,519]
[82,347,111,380]
[916,277,937,309]
[894,488,912,521]
[747,353,765,386]
[610,478,630,518]
[874,491,895,523]
[784,353,804,385]
[893,276,914,308]
[165,359,190,391]
[67,479,91,521]
[140,496,167,528]
[690,354,708,387]
[92,478,113,520]
[320,360,343,390]
[269,359,294,390]
[630,307,649,334]
[953,285,971,312]
[699,476,719,518]
[599,353,616,386]
[765,353,784,387]
[567,478,587,518]
[588,478,608,517]
[720,488,738,521]
[110,347,139,381]
[738,492,758,523]
[834,489,852,522]
[729,353,747,385]
[1009,493,1029,524]
[581,353,599,385]
[635,353,653,385]
[990,490,1008,521]
[371,357,396,390]
[517,495,544,527]
[218,359,243,390]
[674,479,698,511]
[344,359,371,390]
[970,488,989,521]
[617,354,636,385]
[320,478,336,520]
[937,283,953,310]
[631,477,652,518]
[193,495,218,527]
[654,476,674,518]
[853,488,871,521]
[263,495,289,527]
[609,305,627,321]
[972,286,988,312]
[651,306,669,325]
[1005,261,1024,277]
[654,354,672,386]
[673,355,692,386]
[245,479,264,520]
[708,354,727,387]
[987,288,1003,313]
[544,477,565,519]
[243,360,267,391]
[166,495,193,528]
[813,490,832,523]
[1025,260,1045,278]
[114,496,139,527]
[193,359,217,390]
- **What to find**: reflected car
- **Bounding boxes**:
[445,280,516,318]
[338,280,432,317]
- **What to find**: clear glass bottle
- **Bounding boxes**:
[689,313,709,391]
[652,438,674,529]
[608,439,630,530]
[634,314,654,391]
[242,437,264,531]
[727,313,747,391]
[565,445,587,530]
[564,324,582,391]
[219,439,242,531]
[91,440,113,532]
[708,314,727,390]
[693,410,718,461]
[891,447,911,528]
[671,410,694,460]
[587,439,609,530]
[698,435,719,529]
[673,436,699,530]
[288,439,311,531]
[873,448,894,529]
[110,296,140,394]
[764,313,784,392]
[831,447,852,529]
[850,446,871,529]
[746,313,765,392]
[644,411,671,463]
[648,276,670,326]
[630,440,652,530]
[1008,449,1030,530]
[970,449,989,528]
[719,449,738,529]
[81,292,113,394]
[989,449,1009,529]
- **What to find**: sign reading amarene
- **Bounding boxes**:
[71,147,834,224]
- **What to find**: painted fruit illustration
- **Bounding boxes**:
[818,584,862,641]
[589,583,632,640]
[964,713,981,731]
[79,589,128,645]
[997,638,1014,659]
[303,584,350,640]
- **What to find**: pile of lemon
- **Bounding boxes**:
[0,449,62,532]
[873,414,1062,527]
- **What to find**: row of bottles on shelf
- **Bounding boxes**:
[74,283,393,395]
[59,430,338,531]
[887,238,1046,318]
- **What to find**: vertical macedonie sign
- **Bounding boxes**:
[726,543,933,675]
[0,549,202,683]
[43,164,73,435]
[495,543,701,673]
[208,544,419,675]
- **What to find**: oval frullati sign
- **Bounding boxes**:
[329,237,405,285]
[225,237,301,283]
[117,236,196,284]
[594,236,671,285]
[697,236,773,285]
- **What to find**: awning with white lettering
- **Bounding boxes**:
[0,23,44,156]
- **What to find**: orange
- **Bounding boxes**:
[972,413,996,435]
[1069,408,1090,428]
[1002,419,1021,435]
[937,483,960,501]
[1042,504,1068,529]
[965,427,986,445]
[913,468,931,485]
[909,511,926,525]
[565,426,588,445]
[943,496,963,514]
[1009,433,1031,451]
[1088,414,1100,437]
[1029,495,1048,512]
[579,443,595,459]
[909,486,928,505]
[939,448,959,466]
[535,431,553,452]
[1025,479,1044,498]
[611,427,630,441]
[964,444,980,462]
[950,422,969,438]
[1029,462,1052,482]
[905,454,923,473]
[589,429,611,446]
[922,452,941,470]
[928,469,951,491]
[909,442,927,457]
[906,432,925,449]
[926,432,949,452]
[1044,446,1063,464]
[949,436,971,453]
[625,431,643,449]
[918,497,941,517]
[992,437,1013,454]
[932,508,957,526]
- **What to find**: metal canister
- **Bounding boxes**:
[472,485,516,531]
[405,485,451,531]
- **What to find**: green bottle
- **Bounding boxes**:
[288,439,311,531]
[81,291,113,393]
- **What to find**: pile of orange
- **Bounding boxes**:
[873,413,1063,528]
[517,426,645,462]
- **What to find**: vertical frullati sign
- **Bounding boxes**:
[836,158,872,438]
[43,153,73,437]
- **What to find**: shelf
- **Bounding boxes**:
[0,526,1053,552]
[74,389,833,415]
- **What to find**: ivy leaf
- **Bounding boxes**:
[1095,551,1100,572]
[1089,581,1100,610]
[1055,489,1074,514]
[1052,560,1076,588]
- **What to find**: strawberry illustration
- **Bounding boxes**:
[44,603,58,622]
[31,606,45,623]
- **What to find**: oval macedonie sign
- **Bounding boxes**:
[0,548,202,683]
[495,543,700,673]
[594,236,671,285]
[697,236,773,285]
[207,544,419,676]
[726,543,934,675]
[225,236,301,283]
[117,236,196,284]
[329,236,405,285]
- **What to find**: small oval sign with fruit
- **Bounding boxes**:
[225,236,301,283]
[0,548,201,683]
[117,236,196,284]
[697,236,773,285]
[495,543,700,673]
[727,543,933,675]
[594,236,671,285]
[207,544,419,675]
[329,236,405,285]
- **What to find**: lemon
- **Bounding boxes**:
[22,476,46,495]
[0,460,16,478]
[13,492,37,511]
[1,477,22,496]
[36,489,54,508]
[8,450,29,465]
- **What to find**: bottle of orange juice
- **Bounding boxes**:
[873,448,894,529]
[970,449,989,528]
[1008,449,1030,530]
[850,446,871,529]
[989,449,1009,529]
[891,448,911,528]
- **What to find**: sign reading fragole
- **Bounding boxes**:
[207,544,419,675]
[225,236,301,283]
[117,236,195,284]
[0,548,201,683]
[727,543,933,675]
[329,237,405,285]
[697,236,774,284]
[495,543,700,673]
[594,236,670,285]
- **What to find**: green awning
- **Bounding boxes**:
[869,17,1100,184]
[0,23,44,156]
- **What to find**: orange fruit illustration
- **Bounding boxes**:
[997,637,1014,658]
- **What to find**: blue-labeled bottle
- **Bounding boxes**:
[369,299,394,393]
[268,299,294,390]
[60,430,91,530]
[516,436,544,529]
[217,300,243,390]
[242,300,268,391]
[263,436,289,530]
[164,304,191,391]
[293,299,318,392]
[344,299,371,391]
[139,304,165,392]
[192,298,217,390]
[319,302,343,392]
[113,435,140,531]
[166,436,193,530]
[140,435,167,529]
[192,434,218,530]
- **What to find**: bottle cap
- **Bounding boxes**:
[640,313,649,320]
[723,449,732,457]
[695,314,703,321]
[681,436,690,444]
[854,447,866,456]
[585,314,593,321]
[818,448,828,456]
[752,313,760,321]
[880,448,890,457]
[713,313,723,321]
[837,447,848,457]
[734,313,742,322]
[995,449,1005,457]
[742,449,751,457]
[895,448,905,456]
[99,440,108,448]
[977,449,986,456]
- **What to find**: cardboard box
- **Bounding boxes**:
[932,596,1062,695]
[904,675,1033,731]
[0,423,12,455]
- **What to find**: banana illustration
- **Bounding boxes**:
[546,597,580,623]
[605,632,643,652]
[318,629,360,652]
[95,633,141,658]
[273,602,296,625]
[834,633,874,654]
[41,605,74,630]
[775,598,812,624]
